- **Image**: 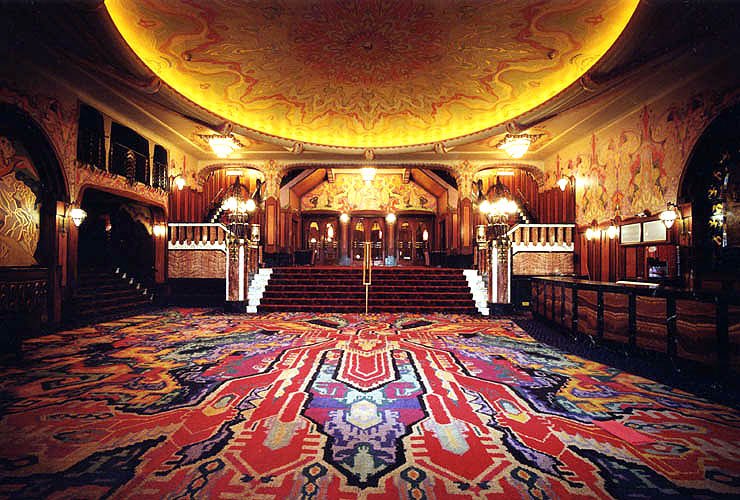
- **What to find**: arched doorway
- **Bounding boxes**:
[77,189,157,284]
[0,103,69,329]
[679,103,740,289]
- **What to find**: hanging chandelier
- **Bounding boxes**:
[496,133,542,159]
[220,177,256,239]
[478,176,519,239]
[199,133,244,158]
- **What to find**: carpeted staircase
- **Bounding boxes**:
[69,269,153,325]
[258,267,479,314]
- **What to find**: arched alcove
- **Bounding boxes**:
[0,102,69,330]
[679,103,740,289]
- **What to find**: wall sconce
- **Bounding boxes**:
[152,223,167,237]
[659,202,679,229]
[605,206,621,239]
[340,213,350,224]
[173,175,186,191]
[585,220,599,241]
[557,175,574,191]
[250,223,260,242]
[496,133,542,159]
[385,213,396,224]
[422,228,429,242]
[68,204,87,227]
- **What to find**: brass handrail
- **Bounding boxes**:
[362,241,372,314]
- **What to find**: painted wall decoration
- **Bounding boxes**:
[0,137,40,266]
[301,173,436,213]
[547,89,740,224]
[106,0,638,149]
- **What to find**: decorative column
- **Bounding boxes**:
[454,161,477,255]
[225,234,247,312]
[489,235,513,313]
[261,160,283,255]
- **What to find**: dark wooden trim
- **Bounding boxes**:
[628,292,637,350]
[531,276,736,373]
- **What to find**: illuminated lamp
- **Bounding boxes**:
[422,229,429,241]
[173,175,186,191]
[557,177,570,191]
[340,213,350,224]
[69,206,87,227]
[152,223,167,237]
[385,213,396,224]
[199,134,243,158]
[659,202,679,229]
[497,133,541,159]
[585,220,599,241]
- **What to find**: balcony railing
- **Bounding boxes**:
[168,223,229,250]
[506,223,575,252]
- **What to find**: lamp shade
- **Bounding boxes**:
[69,207,87,227]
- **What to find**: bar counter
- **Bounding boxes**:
[530,277,739,375]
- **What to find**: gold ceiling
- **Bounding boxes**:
[105,0,639,150]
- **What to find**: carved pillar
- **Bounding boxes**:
[261,160,283,255]
[225,235,247,312]
[454,161,476,256]
[489,237,513,311]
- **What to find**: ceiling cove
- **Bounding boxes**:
[105,0,639,151]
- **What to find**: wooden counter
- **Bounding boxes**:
[531,277,739,374]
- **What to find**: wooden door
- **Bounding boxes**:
[304,216,339,265]
[350,217,385,265]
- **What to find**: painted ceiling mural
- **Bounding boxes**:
[548,89,738,225]
[0,137,40,266]
[105,0,639,149]
[301,173,436,213]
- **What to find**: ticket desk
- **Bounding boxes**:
[530,277,739,375]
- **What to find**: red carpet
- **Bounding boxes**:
[0,309,738,498]
[258,267,478,313]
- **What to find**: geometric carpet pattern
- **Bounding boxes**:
[0,308,738,499]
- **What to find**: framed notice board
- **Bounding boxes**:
[620,223,641,245]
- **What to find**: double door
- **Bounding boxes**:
[304,215,338,265]
[397,216,432,266]
[351,217,385,265]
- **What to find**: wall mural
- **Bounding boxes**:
[0,137,40,266]
[301,173,436,213]
[547,89,739,224]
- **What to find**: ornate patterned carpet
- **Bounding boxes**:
[0,309,738,499]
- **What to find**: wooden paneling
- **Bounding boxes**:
[675,299,717,365]
[603,292,629,343]
[577,290,598,338]
[168,250,225,279]
[531,277,738,374]
[512,252,574,275]
[635,296,667,352]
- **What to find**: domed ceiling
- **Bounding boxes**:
[105,0,639,151]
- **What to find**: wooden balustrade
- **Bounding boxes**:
[507,224,575,249]
[168,223,229,248]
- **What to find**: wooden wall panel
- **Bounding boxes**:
[168,250,225,278]
[603,292,629,343]
[563,287,573,328]
[635,296,667,352]
[675,299,717,365]
[577,290,598,337]
[513,252,574,275]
